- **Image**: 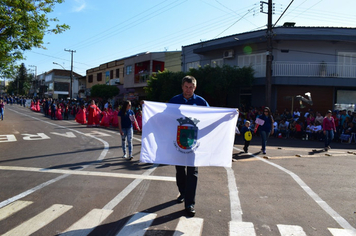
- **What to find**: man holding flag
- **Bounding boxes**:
[168,75,209,217]
[140,75,238,217]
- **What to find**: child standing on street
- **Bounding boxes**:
[241,121,252,153]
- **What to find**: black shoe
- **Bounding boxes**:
[185,205,195,217]
[176,195,184,203]
[243,147,248,153]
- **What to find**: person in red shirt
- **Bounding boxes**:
[87,100,101,127]
[323,110,336,151]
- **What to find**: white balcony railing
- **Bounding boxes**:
[254,61,356,78]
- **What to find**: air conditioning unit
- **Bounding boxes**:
[223,50,234,59]
[109,78,120,85]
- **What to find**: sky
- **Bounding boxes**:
[20,0,356,76]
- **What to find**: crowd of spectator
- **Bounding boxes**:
[237,107,356,143]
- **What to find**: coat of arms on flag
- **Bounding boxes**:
[175,117,200,151]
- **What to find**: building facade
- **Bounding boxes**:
[86,51,181,103]
[182,26,356,113]
[38,69,82,99]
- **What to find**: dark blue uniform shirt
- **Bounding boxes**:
[169,94,209,107]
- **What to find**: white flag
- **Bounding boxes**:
[140,101,239,168]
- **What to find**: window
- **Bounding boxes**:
[211,58,224,68]
[186,61,200,71]
[126,65,132,75]
[116,69,120,78]
[54,82,69,92]
[110,70,113,79]
[155,64,162,72]
[97,73,102,81]
[88,75,93,83]
[338,52,356,78]
[238,52,266,77]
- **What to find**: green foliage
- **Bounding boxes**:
[0,0,70,72]
[145,70,186,102]
[6,63,33,95]
[90,84,120,101]
[189,65,254,107]
[145,65,254,107]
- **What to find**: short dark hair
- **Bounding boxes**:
[182,75,197,87]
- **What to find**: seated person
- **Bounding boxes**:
[278,119,289,138]
[312,121,323,141]
[305,121,314,140]
[273,120,278,137]
[340,122,356,143]
[295,121,303,139]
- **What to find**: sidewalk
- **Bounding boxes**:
[233,134,356,159]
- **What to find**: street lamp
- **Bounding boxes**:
[29,65,37,97]
[53,62,66,70]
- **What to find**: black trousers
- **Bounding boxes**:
[175,166,198,208]
[243,140,250,150]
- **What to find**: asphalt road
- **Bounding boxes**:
[0,104,355,236]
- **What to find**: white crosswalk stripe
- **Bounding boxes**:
[60,208,113,236]
[0,200,33,221]
[328,228,356,236]
[277,224,307,236]
[2,204,72,236]
[229,221,256,236]
[116,212,157,236]
[1,201,355,235]
[173,216,204,236]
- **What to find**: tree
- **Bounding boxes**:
[6,63,33,95]
[145,65,254,107]
[0,0,70,72]
[145,70,186,102]
[90,84,120,101]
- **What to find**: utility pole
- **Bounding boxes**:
[266,0,273,108]
[260,0,274,108]
[64,49,76,99]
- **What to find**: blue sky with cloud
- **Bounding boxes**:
[21,0,356,76]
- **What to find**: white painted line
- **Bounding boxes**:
[0,134,17,143]
[103,164,158,210]
[1,109,110,208]
[277,224,307,236]
[328,228,356,236]
[2,204,72,236]
[229,221,256,236]
[225,167,243,222]
[173,216,204,236]
[234,147,356,232]
[0,174,69,209]
[0,200,33,221]
[116,212,157,236]
[60,208,113,236]
[0,165,175,182]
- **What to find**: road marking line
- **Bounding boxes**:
[239,146,356,232]
[0,200,33,221]
[2,204,72,236]
[60,208,113,236]
[1,108,110,208]
[229,221,256,236]
[0,165,175,182]
[116,212,157,236]
[0,174,69,209]
[225,167,243,222]
[0,134,17,143]
[173,216,204,236]
[328,228,356,236]
[103,164,159,210]
[277,224,307,236]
